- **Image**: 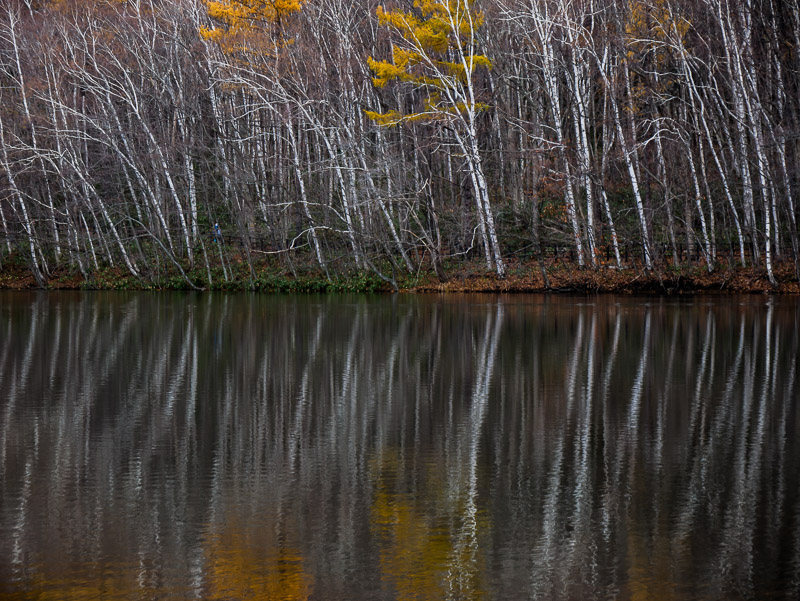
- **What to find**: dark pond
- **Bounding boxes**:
[0,291,798,600]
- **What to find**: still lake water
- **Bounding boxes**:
[0,291,798,600]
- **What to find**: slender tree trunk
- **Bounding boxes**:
[538,27,585,267]
[0,113,45,286]
[606,57,653,269]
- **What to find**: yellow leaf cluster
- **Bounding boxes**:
[367,56,405,88]
[201,0,303,52]
[376,0,486,54]
[205,0,303,30]
[625,0,691,61]
[367,0,492,126]
[376,5,446,54]
[363,109,403,126]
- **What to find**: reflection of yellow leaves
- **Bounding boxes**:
[10,518,311,601]
[370,451,487,601]
[204,528,313,601]
[371,453,452,600]
[625,521,678,601]
[3,567,149,601]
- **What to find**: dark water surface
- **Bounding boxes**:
[1,291,798,600]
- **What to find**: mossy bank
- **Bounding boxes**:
[2,254,798,294]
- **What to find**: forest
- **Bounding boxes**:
[0,0,798,290]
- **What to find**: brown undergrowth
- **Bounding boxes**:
[1,256,798,294]
[411,259,800,294]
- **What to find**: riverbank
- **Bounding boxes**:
[415,259,800,294]
[1,256,798,294]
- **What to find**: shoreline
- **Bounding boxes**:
[1,258,798,295]
[412,261,800,294]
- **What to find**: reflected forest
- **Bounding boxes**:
[1,0,799,287]
[1,293,798,599]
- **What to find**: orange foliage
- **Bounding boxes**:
[200,0,303,53]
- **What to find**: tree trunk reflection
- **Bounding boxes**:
[0,293,797,600]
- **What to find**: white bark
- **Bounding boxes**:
[532,7,585,267]
[286,114,327,271]
[3,6,61,261]
[0,111,44,285]
[605,56,653,269]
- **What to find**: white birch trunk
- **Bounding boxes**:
[570,57,597,265]
[607,57,653,269]
[0,114,44,285]
[4,6,61,261]
[538,22,584,267]
[285,113,327,271]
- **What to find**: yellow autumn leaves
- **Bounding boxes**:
[625,0,691,61]
[366,0,492,125]
[199,0,492,124]
[200,0,303,50]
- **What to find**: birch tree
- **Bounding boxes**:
[366,0,506,277]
